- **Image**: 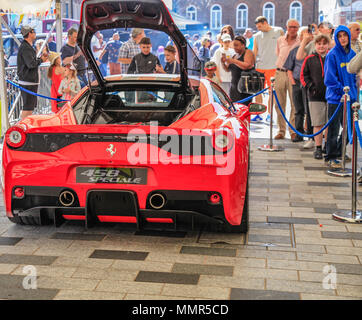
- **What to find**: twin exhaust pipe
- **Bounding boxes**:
[59,190,167,209]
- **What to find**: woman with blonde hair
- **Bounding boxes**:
[47,52,64,113]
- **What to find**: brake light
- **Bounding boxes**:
[209,193,221,204]
[6,126,27,148]
[14,187,25,199]
[212,130,234,153]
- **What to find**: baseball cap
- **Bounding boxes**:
[21,25,35,37]
[221,34,232,42]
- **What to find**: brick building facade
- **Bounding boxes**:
[173,0,319,34]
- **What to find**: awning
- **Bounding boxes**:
[170,11,206,31]
[0,0,52,15]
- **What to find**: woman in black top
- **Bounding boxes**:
[221,35,256,103]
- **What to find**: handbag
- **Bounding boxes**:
[237,69,265,94]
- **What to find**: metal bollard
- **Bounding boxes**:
[332,102,362,223]
[258,77,284,152]
[327,86,353,177]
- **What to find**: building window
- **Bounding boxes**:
[186,5,197,21]
[290,1,302,25]
[263,2,275,26]
[210,4,222,30]
[236,4,248,29]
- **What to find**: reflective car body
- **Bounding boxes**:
[2,0,264,233]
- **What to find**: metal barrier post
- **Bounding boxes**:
[332,102,362,223]
[258,77,284,152]
[327,86,353,177]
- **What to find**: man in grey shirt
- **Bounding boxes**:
[253,16,284,122]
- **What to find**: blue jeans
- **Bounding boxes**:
[78,74,88,88]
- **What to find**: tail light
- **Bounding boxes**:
[6,126,27,149]
[14,187,25,199]
[212,130,234,153]
[209,193,221,204]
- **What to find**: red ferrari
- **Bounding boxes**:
[2,0,265,233]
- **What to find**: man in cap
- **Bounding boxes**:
[118,28,146,74]
[17,25,48,120]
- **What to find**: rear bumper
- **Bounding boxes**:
[8,186,238,230]
[10,206,229,232]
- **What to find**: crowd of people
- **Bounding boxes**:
[15,16,362,169]
[186,17,362,169]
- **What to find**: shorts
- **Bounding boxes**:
[255,68,276,89]
[309,101,328,127]
[21,85,38,111]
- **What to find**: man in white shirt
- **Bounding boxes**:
[253,16,284,122]
[211,33,235,94]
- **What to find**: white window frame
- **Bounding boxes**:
[236,3,248,30]
[186,5,197,21]
[210,4,222,30]
[290,1,302,25]
[263,2,275,26]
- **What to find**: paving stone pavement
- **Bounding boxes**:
[0,137,361,300]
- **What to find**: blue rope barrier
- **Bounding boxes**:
[235,87,270,105]
[273,90,343,139]
[147,91,170,103]
[346,100,353,145]
[355,120,362,149]
[6,79,70,103]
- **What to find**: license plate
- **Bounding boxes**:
[76,167,147,184]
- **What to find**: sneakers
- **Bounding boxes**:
[328,159,342,169]
[303,140,315,149]
[314,148,323,160]
[251,115,263,123]
[338,154,351,163]
[292,134,304,142]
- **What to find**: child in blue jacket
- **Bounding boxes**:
[324,25,356,168]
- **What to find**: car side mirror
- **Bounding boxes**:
[249,103,267,115]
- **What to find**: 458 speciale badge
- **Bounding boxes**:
[76,167,148,184]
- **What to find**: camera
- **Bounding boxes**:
[308,24,315,34]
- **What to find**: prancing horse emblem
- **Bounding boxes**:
[106,144,116,157]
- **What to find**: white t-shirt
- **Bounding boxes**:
[254,27,284,70]
[211,47,235,83]
[91,37,104,60]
